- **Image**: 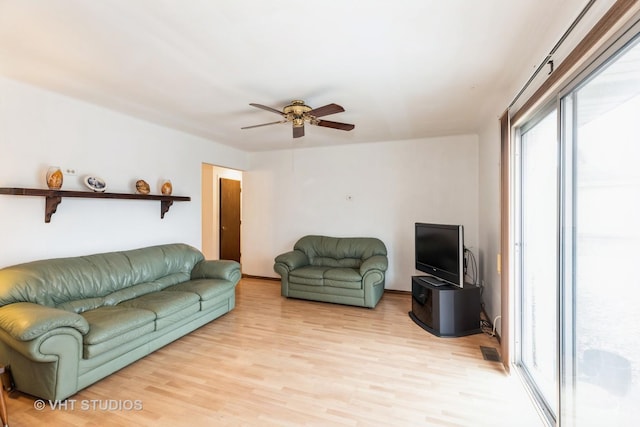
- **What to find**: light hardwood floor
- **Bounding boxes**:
[5,278,542,426]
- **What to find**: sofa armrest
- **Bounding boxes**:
[191,260,241,283]
[360,255,388,275]
[274,250,309,272]
[0,307,85,399]
[0,302,89,341]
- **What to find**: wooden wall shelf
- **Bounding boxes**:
[0,187,190,223]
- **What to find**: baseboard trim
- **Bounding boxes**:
[384,289,411,295]
[241,275,412,295]
[241,274,280,282]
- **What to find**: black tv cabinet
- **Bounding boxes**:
[409,276,481,337]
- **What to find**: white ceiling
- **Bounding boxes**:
[0,0,588,152]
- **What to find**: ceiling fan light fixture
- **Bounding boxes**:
[242,100,354,138]
[283,100,312,117]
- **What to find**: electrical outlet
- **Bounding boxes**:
[65,168,77,176]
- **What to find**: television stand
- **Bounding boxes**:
[417,276,447,286]
[409,276,481,337]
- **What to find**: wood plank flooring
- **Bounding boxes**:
[4,278,542,426]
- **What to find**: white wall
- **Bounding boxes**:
[0,76,480,295]
[478,119,502,328]
[0,76,247,267]
[242,135,479,291]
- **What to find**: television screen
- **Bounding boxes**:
[415,222,464,287]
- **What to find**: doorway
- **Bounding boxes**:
[201,164,242,262]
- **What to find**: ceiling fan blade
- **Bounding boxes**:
[293,125,304,138]
[308,103,345,118]
[249,103,284,115]
[315,120,355,131]
[241,120,286,129]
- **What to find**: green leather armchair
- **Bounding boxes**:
[274,235,388,308]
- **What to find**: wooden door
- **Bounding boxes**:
[219,178,241,262]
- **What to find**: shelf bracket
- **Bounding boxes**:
[160,200,174,219]
[45,195,62,223]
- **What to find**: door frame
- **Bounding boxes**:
[201,163,243,260]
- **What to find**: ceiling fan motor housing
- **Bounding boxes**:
[242,100,353,137]
[283,100,312,127]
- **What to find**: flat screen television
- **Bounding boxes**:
[415,222,465,288]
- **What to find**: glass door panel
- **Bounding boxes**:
[561,36,640,426]
[519,109,559,418]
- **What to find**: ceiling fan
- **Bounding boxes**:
[241,100,355,138]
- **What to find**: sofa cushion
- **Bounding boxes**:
[289,266,329,286]
[153,272,192,289]
[103,282,162,306]
[81,306,155,345]
[324,268,363,289]
[57,297,105,314]
[123,245,203,285]
[118,291,199,319]
[165,279,235,301]
[81,306,156,358]
[117,291,200,330]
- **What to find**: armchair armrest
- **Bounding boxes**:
[0,302,89,341]
[191,260,241,283]
[274,250,309,272]
[360,255,388,275]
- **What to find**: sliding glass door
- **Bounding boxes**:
[560,34,640,426]
[516,26,640,427]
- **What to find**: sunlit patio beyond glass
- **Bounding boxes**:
[568,38,640,426]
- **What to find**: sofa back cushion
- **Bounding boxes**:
[0,244,204,308]
[294,236,387,268]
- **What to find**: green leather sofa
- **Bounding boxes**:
[274,235,388,308]
[0,243,240,400]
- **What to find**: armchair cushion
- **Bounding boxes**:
[325,268,362,289]
[324,267,361,282]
